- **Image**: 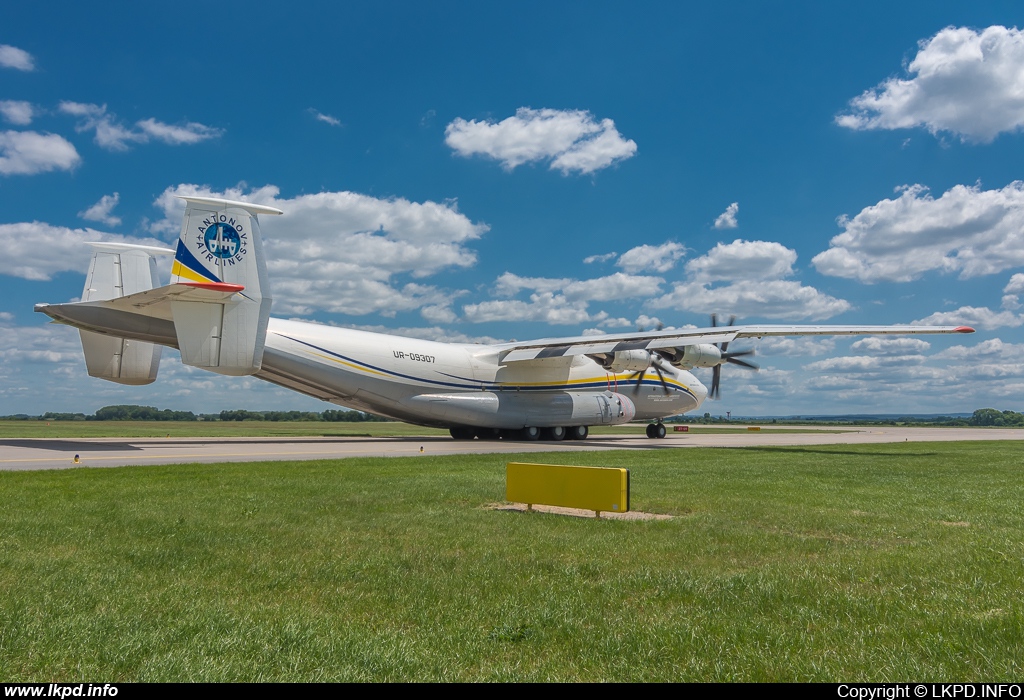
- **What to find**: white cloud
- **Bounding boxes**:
[849,337,932,355]
[468,270,662,325]
[78,193,122,227]
[634,314,666,331]
[837,26,1024,142]
[686,239,796,283]
[492,271,661,303]
[0,130,80,175]
[445,107,637,175]
[933,337,1024,362]
[0,45,34,71]
[789,338,1024,413]
[714,202,739,229]
[583,251,617,265]
[755,336,836,357]
[597,316,690,332]
[812,182,1024,282]
[0,100,33,126]
[652,239,850,320]
[151,184,487,316]
[805,354,928,372]
[0,222,165,281]
[420,304,457,324]
[654,279,851,321]
[1005,273,1024,294]
[135,118,221,145]
[462,294,600,325]
[616,241,685,274]
[0,322,82,374]
[59,102,222,151]
[309,109,342,127]
[912,306,1024,330]
[1003,274,1024,310]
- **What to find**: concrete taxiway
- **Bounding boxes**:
[0,426,1021,471]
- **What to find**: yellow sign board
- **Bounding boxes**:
[506,462,629,514]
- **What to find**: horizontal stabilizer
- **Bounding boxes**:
[84,282,246,321]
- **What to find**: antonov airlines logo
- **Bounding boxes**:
[193,213,248,265]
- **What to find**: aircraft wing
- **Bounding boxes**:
[497,324,975,363]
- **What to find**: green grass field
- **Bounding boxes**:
[1,441,1022,681]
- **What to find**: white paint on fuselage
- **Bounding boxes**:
[260,318,707,427]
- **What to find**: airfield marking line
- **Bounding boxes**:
[0,449,429,463]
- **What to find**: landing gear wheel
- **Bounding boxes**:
[542,426,566,441]
[646,423,667,439]
[475,428,501,440]
[449,427,475,440]
[567,425,589,440]
[521,426,541,441]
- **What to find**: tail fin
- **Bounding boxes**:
[80,242,172,385]
[169,196,282,375]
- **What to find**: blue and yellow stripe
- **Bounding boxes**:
[277,334,699,400]
[171,239,220,284]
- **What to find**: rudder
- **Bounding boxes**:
[169,196,282,375]
[79,242,172,385]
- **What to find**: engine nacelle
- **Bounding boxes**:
[596,349,651,373]
[669,343,722,369]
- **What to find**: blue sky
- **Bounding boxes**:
[2,1,1023,416]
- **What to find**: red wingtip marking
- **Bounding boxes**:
[954,326,975,333]
[182,282,245,293]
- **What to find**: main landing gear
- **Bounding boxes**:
[449,425,590,441]
[645,423,667,439]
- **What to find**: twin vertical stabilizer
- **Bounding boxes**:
[79,242,172,385]
[170,196,282,375]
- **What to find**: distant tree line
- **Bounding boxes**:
[668,408,1024,427]
[217,409,384,422]
[962,408,1024,427]
[0,405,389,422]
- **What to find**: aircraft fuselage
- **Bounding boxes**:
[256,318,706,429]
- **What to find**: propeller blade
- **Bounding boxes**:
[727,357,759,371]
[630,370,645,394]
[707,314,748,398]
[652,363,671,395]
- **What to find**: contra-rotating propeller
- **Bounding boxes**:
[709,314,759,399]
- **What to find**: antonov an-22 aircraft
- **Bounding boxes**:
[35,197,974,440]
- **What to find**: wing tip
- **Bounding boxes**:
[955,326,975,333]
